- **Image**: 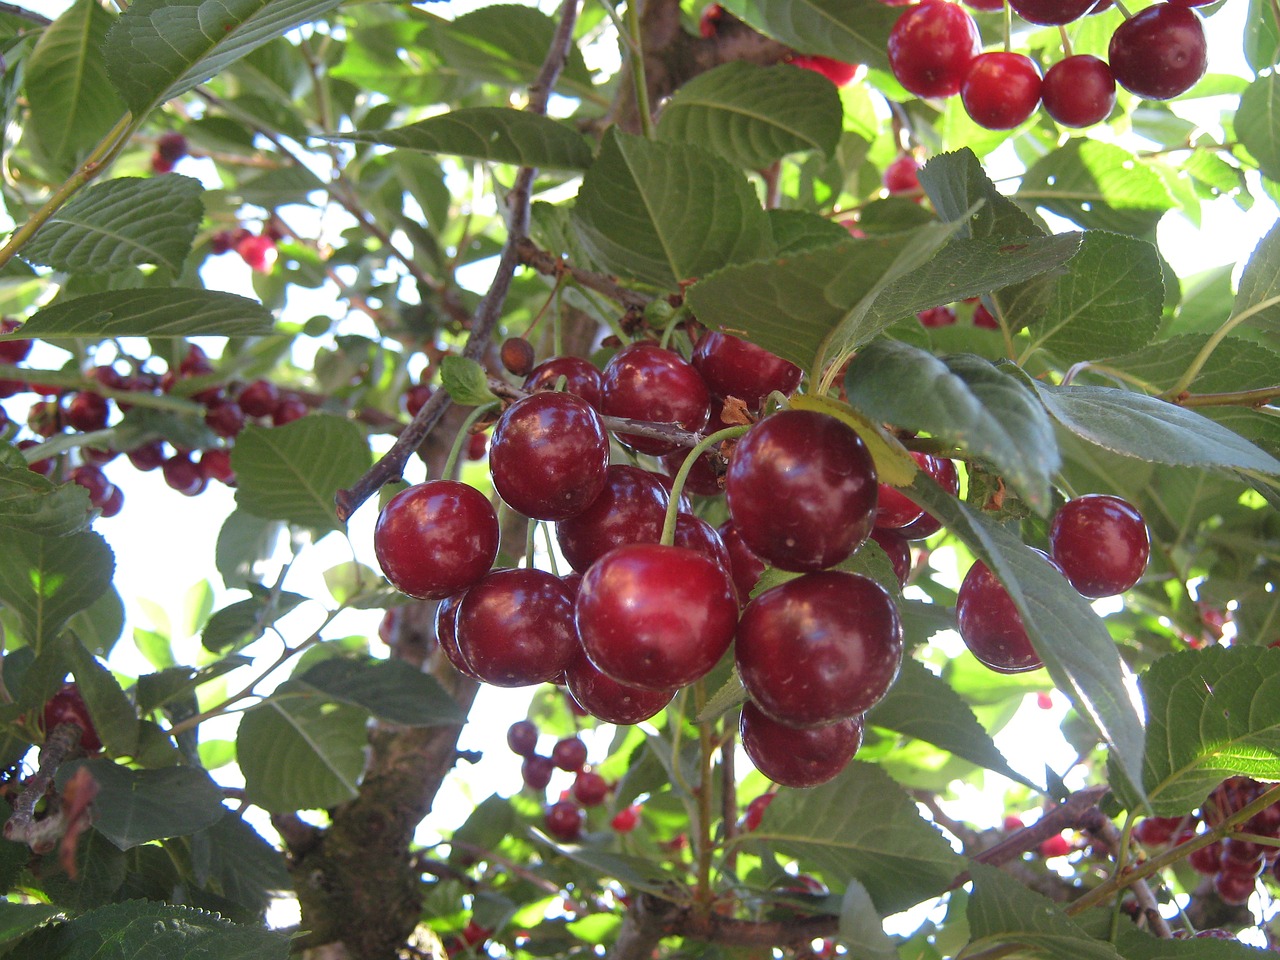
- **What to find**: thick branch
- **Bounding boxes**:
[2,723,83,847]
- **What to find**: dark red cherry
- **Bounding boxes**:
[896,456,959,540]
[691,331,801,412]
[572,770,609,806]
[552,736,588,772]
[555,465,669,573]
[600,343,710,455]
[742,793,775,831]
[434,592,482,680]
[199,449,235,485]
[489,392,610,521]
[65,391,110,432]
[961,52,1041,130]
[887,0,982,100]
[673,513,732,574]
[576,544,738,691]
[1008,0,1096,24]
[237,379,279,418]
[1108,4,1207,101]
[870,529,911,588]
[717,520,767,603]
[963,0,1004,9]
[374,480,499,600]
[70,465,115,508]
[454,569,578,686]
[956,553,1060,673]
[162,454,207,496]
[0,318,32,364]
[507,720,539,756]
[204,398,245,438]
[1049,494,1149,598]
[736,572,903,727]
[1041,55,1116,127]
[726,410,877,572]
[522,754,555,790]
[404,381,432,418]
[740,702,863,788]
[99,485,124,518]
[41,683,102,752]
[271,394,308,425]
[1213,870,1256,906]
[126,440,166,472]
[523,356,603,409]
[565,647,674,724]
[544,800,585,841]
[917,306,956,327]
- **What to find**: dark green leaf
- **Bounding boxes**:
[36,829,128,911]
[1115,920,1272,958]
[867,659,1035,788]
[56,760,227,849]
[135,658,250,714]
[656,62,842,170]
[571,129,774,289]
[1238,75,1280,183]
[295,657,466,726]
[103,0,345,116]
[194,815,292,919]
[1017,140,1172,236]
[3,289,274,340]
[719,0,897,73]
[918,147,1043,241]
[201,590,308,653]
[742,761,961,913]
[231,415,371,533]
[693,666,748,723]
[63,639,138,756]
[215,510,284,590]
[237,680,370,811]
[1101,335,1280,395]
[966,862,1122,960]
[0,463,91,537]
[837,880,897,960]
[843,342,1060,512]
[0,529,114,653]
[1233,219,1280,337]
[335,108,592,170]
[0,902,64,945]
[68,585,125,660]
[439,355,498,406]
[767,210,851,254]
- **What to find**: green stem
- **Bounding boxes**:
[624,0,655,138]
[441,402,499,479]
[659,425,750,545]
[1175,385,1280,408]
[1163,295,1280,400]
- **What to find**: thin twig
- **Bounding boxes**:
[2,723,82,845]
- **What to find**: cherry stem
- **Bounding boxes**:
[658,425,750,545]
[624,0,656,138]
[441,402,498,480]
[1058,25,1073,58]
[1163,293,1280,400]
[1111,0,1133,17]
[1003,1,1013,53]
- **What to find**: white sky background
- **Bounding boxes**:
[5,0,1279,931]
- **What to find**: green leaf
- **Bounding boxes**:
[20,176,204,274]
[63,639,138,756]
[69,585,125,659]
[231,415,371,533]
[742,761,960,914]
[656,62,842,170]
[570,129,774,289]
[3,289,274,340]
[1114,923,1270,959]
[0,901,63,945]
[135,658,250,714]
[694,667,747,723]
[19,900,288,959]
[1130,647,1280,815]
[0,529,114,653]
[1031,382,1280,479]
[1017,140,1173,236]
[194,815,292,919]
[237,680,370,812]
[1017,231,1165,363]
[767,210,851,254]
[1234,219,1280,337]
[56,760,226,850]
[0,463,91,537]
[439,355,498,407]
[843,342,1060,512]
[1238,74,1280,183]
[965,862,1122,960]
[336,108,592,170]
[1245,0,1280,73]
[103,0,345,117]
[837,880,896,960]
[867,659,1035,789]
[1100,335,1280,395]
[905,474,1147,808]
[201,590,308,652]
[215,510,284,590]
[21,0,126,177]
[719,0,897,73]
[918,147,1043,241]
[295,657,466,727]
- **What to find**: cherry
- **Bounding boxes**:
[1189,841,1222,875]
[1002,815,1025,831]
[1213,870,1255,905]
[717,520,766,602]
[876,480,926,532]
[454,569,577,687]
[883,154,922,195]
[65,391,110,432]
[500,337,535,377]
[374,480,499,600]
[507,720,539,757]
[544,800,585,841]
[237,379,279,418]
[236,232,277,273]
[1108,4,1207,101]
[1049,494,1149,598]
[870,529,911,588]
[917,305,956,327]
[740,702,863,788]
[488,392,610,521]
[789,55,860,87]
[272,394,308,425]
[127,439,166,472]
[600,343,710,455]
[692,331,802,412]
[572,771,609,806]
[0,318,32,363]
[1132,815,1184,846]
[660,442,722,497]
[461,920,491,947]
[404,381,432,418]
[204,397,245,438]
[887,1,982,100]
[611,805,641,832]
[673,513,732,574]
[523,356,603,409]
[200,448,235,485]
[1039,834,1072,858]
[155,131,189,165]
[961,53,1041,130]
[551,736,588,772]
[576,543,739,691]
[737,572,903,727]
[555,465,669,573]
[956,553,1061,673]
[962,0,1004,9]
[897,456,959,540]
[972,302,999,328]
[565,646,673,725]
[522,754,555,791]
[28,400,63,437]
[70,465,115,509]
[162,453,207,496]
[726,410,878,572]
[1041,55,1116,127]
[41,683,102,752]
[742,793,775,831]
[19,440,55,477]
[99,485,124,518]
[1008,0,1095,24]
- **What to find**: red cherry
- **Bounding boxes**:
[870,529,911,587]
[178,344,213,377]
[70,465,115,508]
[1008,0,1095,24]
[150,151,174,174]
[726,410,878,572]
[961,52,1041,130]
[522,754,555,791]
[565,646,674,725]
[717,520,766,603]
[0,318,32,364]
[883,154,922,195]
[551,736,588,772]
[1132,816,1185,846]
[404,381,433,418]
[876,461,929,530]
[691,331,802,412]
[1039,833,1072,858]
[544,800,585,841]
[65,391,110,432]
[489,392,610,521]
[917,305,956,327]
[162,454,207,496]
[507,720,539,757]
[576,543,739,691]
[789,54,861,87]
[271,394,308,425]
[1049,494,1149,598]
[454,569,578,686]
[740,702,864,788]
[572,771,609,806]
[611,805,641,832]
[956,554,1059,673]
[555,465,669,573]
[156,131,189,164]
[237,379,280,418]
[41,683,102,752]
[699,3,724,37]
[461,920,491,947]
[1041,55,1116,127]
[99,484,124,518]
[199,448,235,485]
[743,793,775,831]
[235,233,277,273]
[737,572,903,727]
[126,440,166,472]
[204,398,245,438]
[523,356,603,409]
[1108,4,1207,101]
[600,343,710,455]
[1189,841,1222,875]
[887,1,982,100]
[1002,815,1025,831]
[896,456,958,540]
[1213,870,1256,905]
[374,481,499,601]
[673,512,732,574]
[972,302,999,328]
[962,0,1004,9]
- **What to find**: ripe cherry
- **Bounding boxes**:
[1039,833,1073,858]
[200,448,235,485]
[237,379,279,418]
[887,1,982,100]
[572,771,609,806]
[917,305,956,327]
[956,554,1060,673]
[555,465,669,573]
[65,391,110,431]
[897,456,959,541]
[883,154,922,196]
[435,592,483,680]
[163,453,207,496]
[0,318,32,364]
[454,569,577,686]
[611,805,641,832]
[507,720,539,757]
[1008,0,1095,24]
[691,331,801,412]
[551,736,588,772]
[1049,494,1149,598]
[600,343,710,455]
[673,512,732,574]
[41,683,102,752]
[523,356,603,409]
[1108,4,1207,101]
[789,55,861,87]
[717,520,766,602]
[1041,55,1116,127]
[726,410,878,572]
[743,793,775,831]
[70,465,115,509]
[544,800,585,841]
[374,480,499,600]
[737,572,903,727]
[961,52,1041,130]
[870,529,911,588]
[522,754,555,791]
[565,646,674,725]
[576,543,739,691]
[740,702,864,788]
